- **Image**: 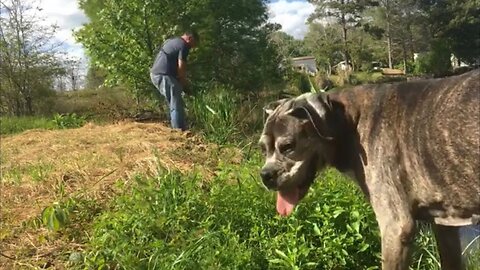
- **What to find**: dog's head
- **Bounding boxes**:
[259,93,335,216]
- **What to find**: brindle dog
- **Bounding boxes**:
[259,70,480,270]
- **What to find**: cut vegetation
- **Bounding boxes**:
[0,122,239,268]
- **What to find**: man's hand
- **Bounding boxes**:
[178,59,187,86]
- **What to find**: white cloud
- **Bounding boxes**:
[27,0,313,62]
[267,0,315,39]
[38,0,89,60]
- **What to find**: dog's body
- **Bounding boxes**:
[259,70,480,270]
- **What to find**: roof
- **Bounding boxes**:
[291,56,315,61]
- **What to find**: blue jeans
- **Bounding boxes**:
[150,73,186,130]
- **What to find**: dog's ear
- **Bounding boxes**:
[263,98,288,116]
[286,94,334,141]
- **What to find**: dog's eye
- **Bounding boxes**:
[278,142,295,154]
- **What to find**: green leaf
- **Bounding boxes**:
[274,249,290,261]
[359,243,370,252]
[313,223,322,236]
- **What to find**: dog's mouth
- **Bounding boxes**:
[276,185,310,216]
[275,156,320,216]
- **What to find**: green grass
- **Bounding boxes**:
[67,156,478,270]
[0,113,89,136]
[0,116,57,135]
[78,156,382,270]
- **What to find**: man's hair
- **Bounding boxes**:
[184,30,200,43]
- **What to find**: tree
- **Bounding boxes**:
[418,0,480,64]
[270,31,309,59]
[85,64,107,89]
[76,0,281,101]
[308,0,377,70]
[78,0,107,88]
[364,0,424,71]
[0,0,64,115]
[79,0,105,22]
[269,30,310,78]
[304,22,343,74]
[375,0,396,68]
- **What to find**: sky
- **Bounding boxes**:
[36,0,314,62]
[268,0,315,39]
[38,0,89,60]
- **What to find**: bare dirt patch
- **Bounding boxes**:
[0,121,238,268]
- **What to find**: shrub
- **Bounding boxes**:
[52,113,87,129]
[314,73,335,91]
[186,83,264,144]
[414,40,452,77]
[287,72,312,94]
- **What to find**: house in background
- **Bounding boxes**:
[450,54,470,69]
[291,56,318,76]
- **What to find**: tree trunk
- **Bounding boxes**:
[342,20,349,66]
[402,40,408,73]
[25,95,33,115]
[386,17,393,68]
[408,23,415,62]
[15,96,22,116]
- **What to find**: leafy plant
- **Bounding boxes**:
[41,202,69,231]
[187,83,246,144]
[52,113,86,129]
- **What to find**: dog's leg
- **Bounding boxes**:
[372,195,416,270]
[432,224,464,270]
[377,217,415,270]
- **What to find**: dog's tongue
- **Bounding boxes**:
[276,189,300,216]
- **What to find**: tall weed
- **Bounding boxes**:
[187,84,246,144]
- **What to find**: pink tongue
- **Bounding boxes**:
[276,189,300,216]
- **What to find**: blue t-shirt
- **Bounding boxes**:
[150,37,190,77]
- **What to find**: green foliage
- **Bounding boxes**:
[76,0,281,101]
[307,0,378,66]
[52,113,87,129]
[0,0,65,115]
[41,202,69,231]
[304,23,343,73]
[84,65,107,90]
[270,31,310,60]
[291,73,313,94]
[466,247,480,270]
[187,83,263,144]
[189,0,281,91]
[78,0,105,22]
[302,0,478,75]
[0,116,57,135]
[419,0,480,64]
[411,224,441,270]
[81,159,382,269]
[414,40,452,77]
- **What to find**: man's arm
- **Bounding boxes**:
[177,59,187,88]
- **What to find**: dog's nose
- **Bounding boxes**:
[260,169,277,189]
